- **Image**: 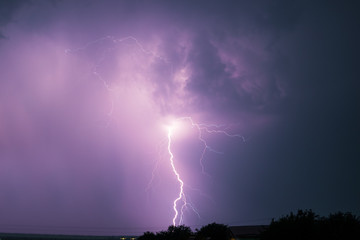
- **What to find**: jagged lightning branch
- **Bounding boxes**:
[177,117,245,175]
[65,36,245,227]
[167,117,244,226]
[65,35,171,127]
[167,126,185,226]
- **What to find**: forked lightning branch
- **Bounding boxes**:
[66,36,244,226]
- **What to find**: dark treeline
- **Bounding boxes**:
[1,210,359,240]
[138,222,230,240]
[261,210,360,240]
[138,210,360,240]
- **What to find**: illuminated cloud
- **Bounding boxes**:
[0,0,359,236]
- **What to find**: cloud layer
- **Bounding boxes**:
[0,0,359,235]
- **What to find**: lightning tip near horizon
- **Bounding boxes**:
[167,125,185,226]
[163,117,244,226]
[66,36,245,227]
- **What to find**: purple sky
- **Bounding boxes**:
[0,0,359,236]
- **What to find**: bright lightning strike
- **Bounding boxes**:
[173,117,245,175]
[66,36,245,227]
[167,126,185,226]
[166,117,244,226]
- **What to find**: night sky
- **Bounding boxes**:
[0,0,359,236]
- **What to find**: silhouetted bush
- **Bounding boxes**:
[138,225,192,240]
[195,222,230,240]
[137,231,156,240]
[319,212,360,239]
[261,209,360,240]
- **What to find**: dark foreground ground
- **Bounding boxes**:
[0,225,266,240]
[0,233,137,240]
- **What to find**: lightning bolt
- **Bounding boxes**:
[167,126,185,226]
[65,35,170,127]
[65,36,245,227]
[167,117,244,226]
[175,117,245,175]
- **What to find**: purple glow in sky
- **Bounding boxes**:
[0,0,359,236]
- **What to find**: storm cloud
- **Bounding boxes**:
[0,0,359,236]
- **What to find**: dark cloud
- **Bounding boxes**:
[0,0,29,38]
[0,0,359,235]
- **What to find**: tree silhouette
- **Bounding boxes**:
[320,212,360,239]
[261,209,360,240]
[137,225,192,240]
[195,222,230,240]
[137,231,156,240]
[261,209,318,239]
